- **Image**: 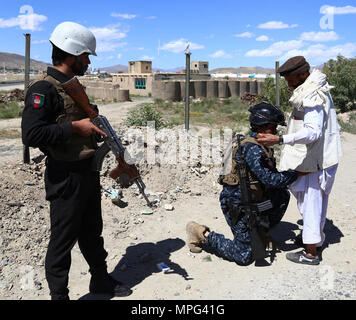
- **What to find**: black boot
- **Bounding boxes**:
[89,271,132,297]
[51,293,70,300]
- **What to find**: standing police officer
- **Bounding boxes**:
[21,21,132,300]
[186,102,301,265]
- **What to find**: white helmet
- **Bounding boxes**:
[50,21,97,56]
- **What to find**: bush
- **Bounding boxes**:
[0,101,23,119]
[324,55,356,113]
[259,76,293,112]
[124,103,166,129]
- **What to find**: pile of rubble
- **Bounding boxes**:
[241,93,260,105]
[0,89,24,104]
[0,125,227,299]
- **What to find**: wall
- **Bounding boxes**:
[152,79,263,101]
[80,79,130,101]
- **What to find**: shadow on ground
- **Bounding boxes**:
[79,238,190,300]
[270,218,344,261]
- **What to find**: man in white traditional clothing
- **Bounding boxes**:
[257,56,342,265]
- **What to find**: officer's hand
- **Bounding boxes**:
[257,134,279,146]
[72,118,107,137]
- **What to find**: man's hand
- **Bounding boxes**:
[257,133,279,146]
[72,118,107,137]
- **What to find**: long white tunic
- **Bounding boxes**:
[281,103,340,245]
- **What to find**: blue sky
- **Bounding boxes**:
[1,0,356,70]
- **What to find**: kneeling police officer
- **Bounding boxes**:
[186,102,301,265]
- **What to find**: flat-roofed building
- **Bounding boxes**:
[129,61,152,74]
[190,61,209,74]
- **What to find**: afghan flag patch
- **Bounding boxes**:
[32,94,45,109]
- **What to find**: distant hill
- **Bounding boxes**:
[99,64,128,73]
[153,67,185,73]
[210,67,275,74]
[0,52,49,71]
[99,64,185,74]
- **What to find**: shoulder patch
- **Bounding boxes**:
[32,93,45,109]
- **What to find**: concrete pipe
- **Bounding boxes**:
[152,81,180,101]
[180,81,194,100]
[239,81,248,97]
[218,81,229,98]
[228,81,240,97]
[257,81,263,95]
[115,89,129,101]
[206,81,218,98]
[250,81,258,95]
[194,81,207,99]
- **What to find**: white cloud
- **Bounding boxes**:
[0,5,47,31]
[160,39,204,53]
[117,54,122,59]
[258,21,298,29]
[300,31,339,42]
[96,41,128,53]
[234,32,254,38]
[111,13,137,19]
[206,33,215,39]
[32,39,48,44]
[146,16,157,20]
[90,26,127,41]
[141,55,154,60]
[90,25,128,53]
[320,5,356,15]
[256,35,270,41]
[245,40,304,57]
[279,43,356,64]
[209,50,232,59]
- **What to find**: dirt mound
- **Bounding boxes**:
[0,89,24,104]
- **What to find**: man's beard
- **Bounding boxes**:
[291,77,306,90]
[71,57,88,76]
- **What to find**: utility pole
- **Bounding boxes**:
[185,51,191,131]
[275,61,280,108]
[23,33,31,164]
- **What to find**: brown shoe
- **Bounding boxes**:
[186,221,210,253]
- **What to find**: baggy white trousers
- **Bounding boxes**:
[289,165,338,246]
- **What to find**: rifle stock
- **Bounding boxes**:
[61,77,152,207]
[61,77,98,119]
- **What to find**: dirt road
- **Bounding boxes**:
[0,99,355,301]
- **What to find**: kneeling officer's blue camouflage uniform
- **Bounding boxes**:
[207,131,298,265]
[186,102,299,265]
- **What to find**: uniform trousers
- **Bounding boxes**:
[44,157,108,296]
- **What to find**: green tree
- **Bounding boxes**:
[324,55,356,113]
[259,76,293,112]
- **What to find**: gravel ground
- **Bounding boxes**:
[0,99,355,301]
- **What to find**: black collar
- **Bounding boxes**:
[47,67,72,84]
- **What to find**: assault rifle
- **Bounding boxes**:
[62,77,152,207]
[235,134,269,261]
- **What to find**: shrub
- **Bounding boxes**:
[324,55,356,113]
[259,76,293,112]
[124,103,166,129]
[0,101,23,119]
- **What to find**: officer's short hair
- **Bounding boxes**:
[51,44,74,66]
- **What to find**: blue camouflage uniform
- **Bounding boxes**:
[206,132,298,265]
